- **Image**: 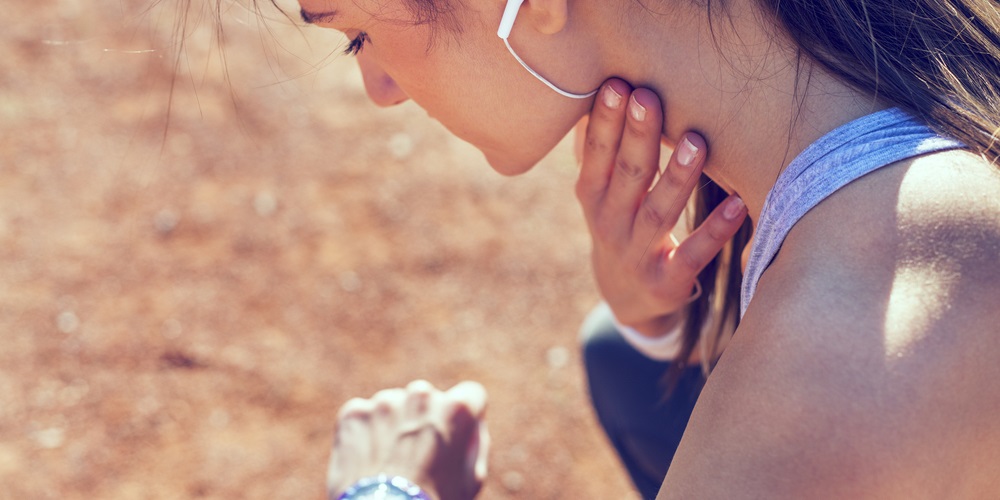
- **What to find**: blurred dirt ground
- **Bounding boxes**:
[0,0,637,497]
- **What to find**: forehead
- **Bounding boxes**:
[300,0,466,30]
[298,0,426,22]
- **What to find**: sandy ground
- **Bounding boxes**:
[0,0,638,497]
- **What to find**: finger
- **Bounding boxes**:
[332,397,375,470]
[437,381,487,471]
[465,421,490,497]
[406,379,436,393]
[337,396,375,421]
[404,379,436,419]
[576,79,632,219]
[445,381,488,419]
[665,194,747,283]
[371,388,406,422]
[369,389,406,462]
[444,384,490,497]
[632,132,706,250]
[473,422,490,482]
[602,88,665,238]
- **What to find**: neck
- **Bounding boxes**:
[592,1,886,224]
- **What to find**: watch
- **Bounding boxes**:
[337,475,432,500]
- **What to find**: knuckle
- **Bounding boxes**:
[338,397,373,421]
[406,379,435,396]
[662,165,691,189]
[373,399,394,415]
[372,389,407,417]
[624,115,652,140]
[584,135,613,157]
[705,220,731,242]
[614,156,649,180]
[406,391,432,415]
[640,202,668,228]
[674,247,704,272]
[406,383,435,414]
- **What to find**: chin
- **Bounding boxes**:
[481,149,541,177]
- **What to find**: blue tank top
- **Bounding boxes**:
[740,108,964,317]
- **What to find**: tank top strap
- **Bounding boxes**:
[740,108,964,317]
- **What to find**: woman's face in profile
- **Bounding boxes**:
[297,0,594,174]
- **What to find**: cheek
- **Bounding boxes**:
[471,94,592,174]
[438,111,582,178]
[356,52,408,107]
[379,34,592,174]
[417,84,591,174]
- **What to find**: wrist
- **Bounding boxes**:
[608,306,687,361]
[625,312,685,339]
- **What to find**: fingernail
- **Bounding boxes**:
[602,86,622,109]
[629,96,646,122]
[723,196,746,220]
[677,137,699,167]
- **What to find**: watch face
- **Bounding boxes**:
[340,475,429,500]
[346,481,416,500]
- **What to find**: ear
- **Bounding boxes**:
[521,0,570,35]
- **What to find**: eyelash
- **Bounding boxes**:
[343,33,369,56]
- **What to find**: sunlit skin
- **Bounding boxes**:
[297,0,600,175]
[310,0,1000,497]
[297,0,889,225]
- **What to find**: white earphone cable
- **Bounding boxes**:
[502,38,598,100]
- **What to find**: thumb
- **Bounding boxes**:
[446,381,489,495]
[446,380,487,419]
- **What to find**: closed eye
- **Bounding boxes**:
[300,8,339,25]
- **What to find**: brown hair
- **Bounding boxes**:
[664,181,749,388]
[759,0,1000,164]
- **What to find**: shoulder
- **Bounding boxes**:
[772,148,1000,320]
[659,151,1000,498]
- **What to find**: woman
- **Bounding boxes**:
[311,0,1000,497]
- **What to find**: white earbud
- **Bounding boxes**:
[496,0,598,99]
[497,0,523,39]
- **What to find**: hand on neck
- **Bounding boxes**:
[588,0,887,224]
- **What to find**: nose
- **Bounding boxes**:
[356,51,409,107]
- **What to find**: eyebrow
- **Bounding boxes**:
[300,8,339,24]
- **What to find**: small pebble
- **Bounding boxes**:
[339,271,362,293]
[388,133,414,159]
[501,470,524,493]
[32,428,65,449]
[253,191,278,217]
[546,346,569,369]
[154,209,179,234]
[56,311,79,334]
